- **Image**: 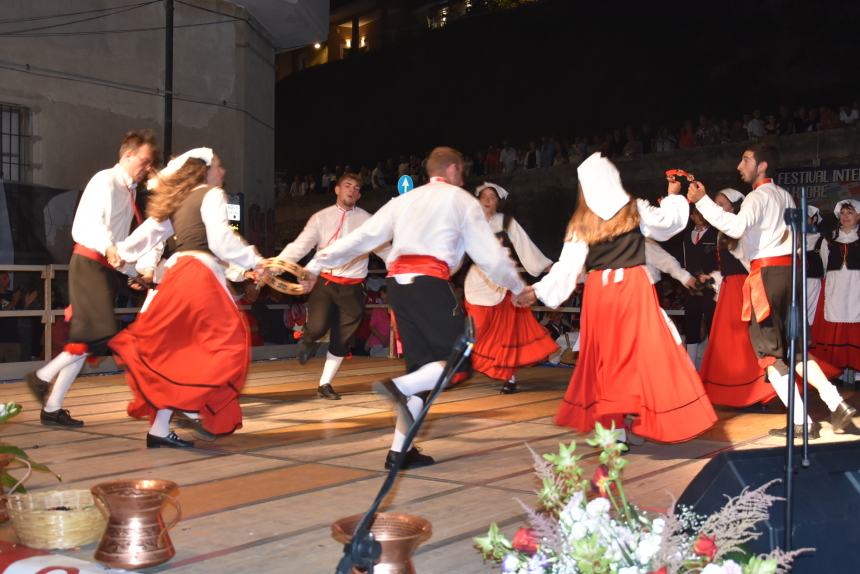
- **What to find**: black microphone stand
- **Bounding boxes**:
[782,187,813,552]
[335,319,475,574]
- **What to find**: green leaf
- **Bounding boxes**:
[743,556,778,574]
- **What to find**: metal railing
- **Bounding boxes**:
[0,263,686,370]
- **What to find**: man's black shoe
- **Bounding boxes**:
[317,383,341,400]
[831,400,856,433]
[373,379,413,426]
[40,408,84,427]
[384,447,435,470]
[768,421,821,440]
[146,431,195,449]
[25,372,51,406]
[297,341,319,365]
[173,412,216,441]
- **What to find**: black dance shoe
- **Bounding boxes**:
[147,431,195,449]
[373,379,413,426]
[297,341,319,365]
[173,412,216,441]
[768,421,821,440]
[384,447,435,470]
[500,380,517,394]
[831,401,857,433]
[25,372,51,406]
[40,408,84,427]
[317,383,342,400]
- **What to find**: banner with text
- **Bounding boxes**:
[775,165,860,213]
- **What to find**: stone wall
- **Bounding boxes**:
[273,127,860,259]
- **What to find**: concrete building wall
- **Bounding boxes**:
[0,0,275,208]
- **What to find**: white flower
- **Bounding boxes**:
[569,522,588,541]
[651,518,665,535]
[0,403,6,418]
[618,567,641,574]
[634,533,661,564]
[585,497,610,517]
[502,553,522,573]
[719,560,742,574]
[701,564,725,574]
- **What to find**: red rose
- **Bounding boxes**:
[693,533,717,561]
[511,527,538,555]
[591,464,611,497]
[647,568,667,574]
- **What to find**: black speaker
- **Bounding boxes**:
[677,442,860,572]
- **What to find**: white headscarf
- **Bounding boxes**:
[160,147,214,178]
[833,198,860,217]
[807,205,820,219]
[718,188,744,204]
[475,182,509,200]
[576,152,629,221]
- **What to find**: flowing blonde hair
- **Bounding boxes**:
[146,158,209,221]
[565,183,639,244]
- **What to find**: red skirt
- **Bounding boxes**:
[811,279,860,370]
[700,275,775,407]
[109,257,250,435]
[555,266,717,443]
[466,293,558,381]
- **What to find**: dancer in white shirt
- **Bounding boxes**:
[688,143,855,438]
[276,173,387,400]
[25,130,157,427]
[301,147,524,469]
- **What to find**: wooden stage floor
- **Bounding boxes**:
[1,357,858,573]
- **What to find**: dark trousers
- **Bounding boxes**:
[302,280,365,357]
[748,265,797,376]
[69,254,121,356]
[683,291,716,344]
[386,276,469,374]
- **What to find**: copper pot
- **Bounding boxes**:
[332,512,432,574]
[91,479,181,569]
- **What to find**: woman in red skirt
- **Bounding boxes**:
[464,183,557,393]
[811,198,860,374]
[111,148,263,448]
[699,189,776,407]
[515,153,716,444]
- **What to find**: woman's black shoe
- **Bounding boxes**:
[147,431,195,449]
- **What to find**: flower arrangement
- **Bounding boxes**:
[0,401,60,495]
[474,423,810,574]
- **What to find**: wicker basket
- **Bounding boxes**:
[7,490,106,549]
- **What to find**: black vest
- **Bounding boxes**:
[168,185,214,255]
[585,229,645,271]
[826,236,860,271]
[682,226,718,275]
[807,235,825,278]
[717,248,747,277]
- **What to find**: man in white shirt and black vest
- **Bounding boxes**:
[25,130,158,427]
[680,208,719,367]
[277,172,387,400]
[301,147,525,469]
[688,143,855,438]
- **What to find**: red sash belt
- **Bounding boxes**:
[73,243,112,269]
[741,255,794,323]
[320,272,364,286]
[387,255,450,281]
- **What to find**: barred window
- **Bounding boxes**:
[1,103,28,182]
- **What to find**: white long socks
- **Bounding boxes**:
[390,396,424,453]
[149,409,173,438]
[767,367,809,426]
[796,360,843,412]
[37,351,84,383]
[319,352,343,387]
[392,362,445,396]
[43,354,86,412]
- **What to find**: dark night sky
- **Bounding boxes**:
[275,0,860,174]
